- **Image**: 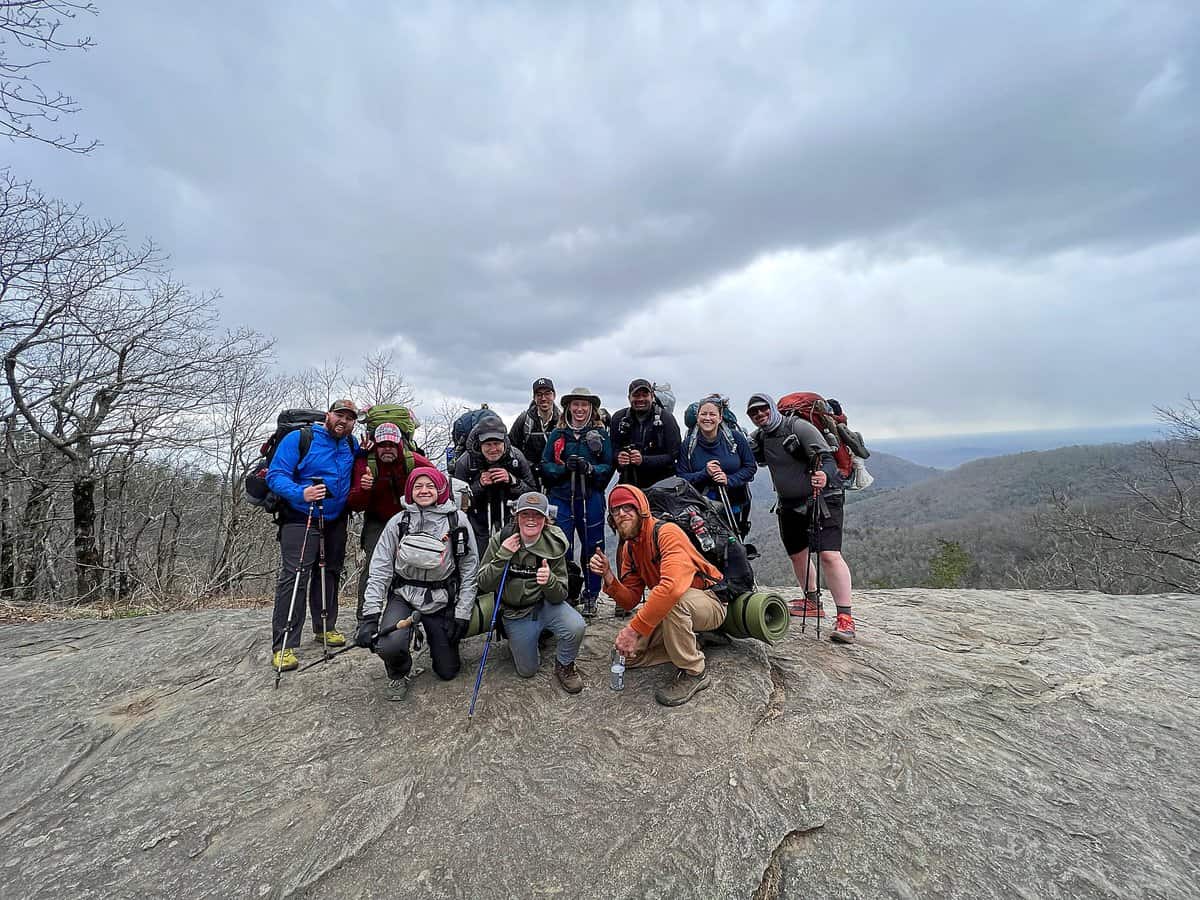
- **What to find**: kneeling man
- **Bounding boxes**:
[589,484,726,707]
[477,492,586,694]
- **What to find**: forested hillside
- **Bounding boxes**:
[747,441,1178,593]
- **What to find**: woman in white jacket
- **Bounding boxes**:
[356,466,479,701]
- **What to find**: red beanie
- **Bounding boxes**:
[608,485,640,511]
[405,466,450,505]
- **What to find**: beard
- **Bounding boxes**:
[616,518,641,541]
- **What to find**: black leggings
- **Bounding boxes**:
[374,597,461,681]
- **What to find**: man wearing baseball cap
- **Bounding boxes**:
[610,378,681,490]
[477,491,586,693]
[588,484,726,706]
[267,398,361,670]
[347,421,433,620]
[509,378,558,491]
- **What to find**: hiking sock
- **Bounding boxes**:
[835,606,852,617]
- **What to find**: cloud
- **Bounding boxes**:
[7,1,1199,435]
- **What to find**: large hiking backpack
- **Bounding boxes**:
[452,406,503,454]
[652,382,676,416]
[244,408,326,514]
[363,403,419,475]
[777,392,872,486]
[642,476,755,599]
[681,395,743,462]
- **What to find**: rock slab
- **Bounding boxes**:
[0,589,1196,899]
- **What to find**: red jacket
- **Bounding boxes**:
[346,451,433,522]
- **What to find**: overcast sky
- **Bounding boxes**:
[7,1,1198,438]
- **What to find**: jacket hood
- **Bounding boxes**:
[467,420,513,457]
[608,484,654,547]
[747,392,783,432]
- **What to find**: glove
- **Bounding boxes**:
[355,615,380,651]
[567,455,590,474]
[585,431,604,454]
[447,616,471,643]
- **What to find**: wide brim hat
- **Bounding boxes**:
[560,386,601,409]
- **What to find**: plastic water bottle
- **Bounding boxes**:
[688,509,716,552]
[610,650,626,692]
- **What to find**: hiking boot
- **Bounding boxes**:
[384,676,411,702]
[581,594,598,619]
[555,661,584,694]
[788,594,825,618]
[831,613,856,644]
[654,668,711,707]
[271,648,299,671]
[613,605,630,619]
[314,629,347,648]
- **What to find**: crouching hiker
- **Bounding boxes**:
[588,485,726,707]
[476,492,586,693]
[747,393,857,643]
[357,467,479,701]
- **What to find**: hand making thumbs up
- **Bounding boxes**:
[535,558,550,586]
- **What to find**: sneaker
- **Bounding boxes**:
[554,661,584,694]
[271,649,299,671]
[384,676,411,701]
[654,668,711,707]
[831,613,856,644]
[314,629,347,647]
[788,595,825,618]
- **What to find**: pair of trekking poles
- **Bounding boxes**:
[274,478,332,689]
[569,467,598,618]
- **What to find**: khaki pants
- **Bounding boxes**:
[626,588,725,676]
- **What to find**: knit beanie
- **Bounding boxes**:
[405,466,450,504]
[608,485,640,511]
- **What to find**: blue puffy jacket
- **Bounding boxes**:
[266,424,358,519]
[541,424,613,500]
[676,426,757,504]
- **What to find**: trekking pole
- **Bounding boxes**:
[717,485,739,536]
[579,470,596,618]
[808,468,824,640]
[297,610,422,674]
[316,486,330,662]
[468,562,512,720]
[274,499,316,689]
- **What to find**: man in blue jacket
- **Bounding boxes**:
[267,398,360,670]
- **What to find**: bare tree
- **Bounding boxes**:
[1,1,98,152]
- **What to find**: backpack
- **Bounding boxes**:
[389,510,471,603]
[652,382,676,415]
[363,403,418,476]
[452,406,503,454]
[777,392,872,485]
[641,476,755,600]
[243,409,326,515]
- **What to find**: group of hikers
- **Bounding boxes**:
[264,378,860,708]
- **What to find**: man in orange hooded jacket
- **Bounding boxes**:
[589,484,726,706]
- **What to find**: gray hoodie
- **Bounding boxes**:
[748,394,840,504]
[361,495,479,620]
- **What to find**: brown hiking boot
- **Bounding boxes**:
[555,661,583,694]
[654,668,710,707]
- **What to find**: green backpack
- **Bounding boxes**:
[364,404,419,477]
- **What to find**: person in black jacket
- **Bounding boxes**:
[610,379,681,489]
[453,419,537,549]
[508,377,558,491]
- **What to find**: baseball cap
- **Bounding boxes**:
[532,378,555,393]
[628,378,652,395]
[329,398,359,419]
[514,492,551,519]
[373,422,402,444]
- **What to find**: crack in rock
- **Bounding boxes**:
[752,823,826,900]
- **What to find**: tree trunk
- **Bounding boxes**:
[0,480,13,600]
[72,472,101,602]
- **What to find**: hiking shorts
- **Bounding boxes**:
[777,499,844,555]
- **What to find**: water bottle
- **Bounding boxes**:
[688,509,716,552]
[610,650,625,692]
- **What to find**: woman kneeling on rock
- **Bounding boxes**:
[477,491,586,693]
[357,467,479,701]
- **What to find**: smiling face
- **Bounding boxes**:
[629,388,653,413]
[748,405,770,428]
[534,388,555,415]
[568,399,592,426]
[481,439,505,462]
[697,402,722,437]
[517,509,545,542]
[375,442,400,463]
[611,503,641,540]
[325,409,356,438]
[411,474,438,507]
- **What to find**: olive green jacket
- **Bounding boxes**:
[477,523,569,612]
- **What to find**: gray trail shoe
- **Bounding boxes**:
[384,676,411,702]
[654,668,710,707]
[555,661,584,694]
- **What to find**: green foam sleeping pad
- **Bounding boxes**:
[719,591,791,643]
[466,592,497,638]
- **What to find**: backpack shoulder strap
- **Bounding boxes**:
[293,425,314,479]
[650,520,666,565]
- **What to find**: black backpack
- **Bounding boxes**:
[452,406,504,454]
[642,476,755,600]
[244,409,326,516]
